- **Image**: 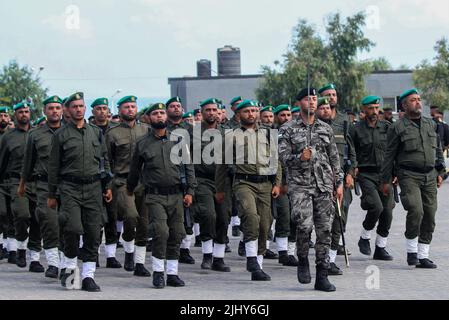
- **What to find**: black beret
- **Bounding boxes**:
[296,87,317,101]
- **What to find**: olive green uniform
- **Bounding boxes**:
[381,116,445,258]
[21,124,61,267]
[354,120,394,245]
[127,129,196,275]
[0,128,42,259]
[106,122,149,260]
[48,121,111,277]
[216,124,281,270]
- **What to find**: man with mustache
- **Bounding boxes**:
[127,103,197,288]
[381,89,445,269]
[353,96,394,261]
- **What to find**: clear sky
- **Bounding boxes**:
[1,0,448,103]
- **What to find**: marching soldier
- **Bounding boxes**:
[259,106,275,127]
[273,105,299,266]
[278,88,343,292]
[383,106,395,124]
[317,84,357,275]
[48,92,113,292]
[193,98,231,272]
[291,107,301,120]
[216,100,281,281]
[105,95,151,276]
[353,96,394,261]
[19,96,63,278]
[0,102,43,272]
[127,103,197,288]
[381,89,445,269]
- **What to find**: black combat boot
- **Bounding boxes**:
[225,243,232,253]
[328,262,343,276]
[373,246,393,261]
[251,270,271,281]
[167,275,185,287]
[297,257,311,284]
[124,252,135,271]
[279,251,298,266]
[201,253,213,270]
[238,241,246,257]
[179,248,195,264]
[29,261,45,273]
[358,237,371,255]
[232,226,241,237]
[81,277,101,292]
[134,263,151,277]
[106,257,122,268]
[263,249,278,260]
[246,257,260,272]
[407,253,419,266]
[194,235,201,247]
[416,258,437,269]
[59,268,66,280]
[45,266,59,279]
[314,265,336,292]
[16,249,26,268]
[152,271,165,289]
[211,258,231,272]
[7,251,16,264]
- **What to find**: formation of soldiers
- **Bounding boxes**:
[0,84,445,293]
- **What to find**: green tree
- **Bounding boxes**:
[256,12,375,111]
[413,38,449,111]
[368,57,392,71]
[0,60,48,119]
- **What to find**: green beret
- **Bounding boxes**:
[200,98,219,108]
[139,106,150,116]
[91,98,109,108]
[230,96,243,106]
[318,97,330,107]
[291,106,301,113]
[399,88,419,102]
[193,108,201,116]
[117,95,137,106]
[182,111,194,119]
[318,83,337,95]
[383,106,393,111]
[235,100,258,112]
[43,95,63,106]
[274,104,291,115]
[65,92,84,105]
[13,102,31,111]
[62,97,68,105]
[361,95,381,106]
[33,116,46,126]
[219,104,226,110]
[147,103,166,114]
[0,106,10,113]
[260,106,274,114]
[166,96,182,106]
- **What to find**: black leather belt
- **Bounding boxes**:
[400,165,433,174]
[62,174,101,184]
[235,173,272,183]
[146,185,182,195]
[195,172,215,180]
[114,173,129,179]
[358,167,380,173]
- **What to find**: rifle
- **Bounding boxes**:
[178,136,193,232]
[354,177,361,196]
[98,131,112,193]
[393,184,400,204]
[271,197,278,220]
[336,199,350,267]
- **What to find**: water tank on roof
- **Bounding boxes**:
[197,59,212,77]
[217,45,241,76]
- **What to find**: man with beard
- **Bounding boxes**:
[61,97,71,126]
[48,92,113,292]
[222,96,243,130]
[272,104,299,266]
[90,98,120,268]
[19,96,63,278]
[193,108,202,123]
[381,89,445,269]
[352,96,395,261]
[182,111,194,125]
[127,103,197,288]
[291,107,301,120]
[193,98,231,272]
[316,93,356,276]
[383,107,395,124]
[216,100,281,281]
[259,106,274,128]
[165,96,196,264]
[105,96,151,276]
[0,102,43,272]
[278,88,343,292]
[0,106,15,262]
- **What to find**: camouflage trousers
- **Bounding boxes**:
[289,186,335,269]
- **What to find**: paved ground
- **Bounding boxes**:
[1,182,449,300]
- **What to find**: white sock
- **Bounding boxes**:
[406,237,418,253]
[375,234,388,248]
[30,250,40,262]
[152,257,165,272]
[193,223,200,237]
[65,256,77,269]
[257,255,263,269]
[276,237,288,252]
[167,260,178,275]
[104,244,117,258]
[134,245,146,264]
[116,221,123,233]
[59,251,66,269]
[361,228,371,240]
[202,239,213,254]
[231,216,241,227]
[180,234,193,249]
[123,240,135,253]
[266,240,270,250]
[329,249,337,263]
[7,238,17,252]
[17,239,28,250]
[212,243,225,258]
[418,243,430,259]
[81,262,96,280]
[245,240,258,257]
